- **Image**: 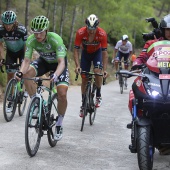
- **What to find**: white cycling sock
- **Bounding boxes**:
[56,114,64,126]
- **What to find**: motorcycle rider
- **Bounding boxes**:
[132,14,170,68]
[132,14,170,155]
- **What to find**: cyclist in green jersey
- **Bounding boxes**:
[15,15,69,141]
[0,10,27,82]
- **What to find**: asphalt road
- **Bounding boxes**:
[0,77,169,170]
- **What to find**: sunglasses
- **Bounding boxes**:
[31,28,44,33]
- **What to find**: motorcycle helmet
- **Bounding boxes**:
[122,35,128,41]
[1,11,17,24]
[85,14,99,30]
[31,15,49,33]
[160,14,170,39]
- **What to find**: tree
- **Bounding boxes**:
[25,0,30,31]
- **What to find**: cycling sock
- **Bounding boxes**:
[56,114,64,126]
[96,87,101,97]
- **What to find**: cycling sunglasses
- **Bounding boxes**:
[31,28,44,33]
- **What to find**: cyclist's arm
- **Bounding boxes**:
[102,50,108,72]
[0,41,5,60]
[73,48,80,68]
[20,58,31,74]
[112,48,118,59]
[54,57,65,77]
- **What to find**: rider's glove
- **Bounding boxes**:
[15,71,23,79]
[51,73,58,83]
[111,59,114,63]
[0,59,5,66]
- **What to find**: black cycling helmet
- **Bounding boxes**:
[122,34,128,41]
[85,14,99,30]
[160,14,170,38]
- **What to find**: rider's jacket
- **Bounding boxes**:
[25,32,67,64]
[0,24,27,53]
[74,26,107,53]
[133,37,164,66]
[115,40,132,54]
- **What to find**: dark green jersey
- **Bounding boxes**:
[0,24,27,52]
[25,32,67,63]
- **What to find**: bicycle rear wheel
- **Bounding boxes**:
[47,93,58,147]
[81,98,88,132]
[25,97,42,157]
[3,78,17,122]
[119,75,124,94]
[18,91,28,116]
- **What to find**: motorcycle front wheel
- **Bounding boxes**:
[137,126,154,170]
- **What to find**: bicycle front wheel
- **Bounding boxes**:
[81,85,90,131]
[3,78,17,122]
[47,93,58,147]
[25,97,42,157]
[119,75,124,94]
[89,85,97,125]
[18,91,28,116]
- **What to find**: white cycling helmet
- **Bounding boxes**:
[85,14,99,30]
[122,35,128,41]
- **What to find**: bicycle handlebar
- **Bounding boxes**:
[0,59,21,73]
[75,71,106,85]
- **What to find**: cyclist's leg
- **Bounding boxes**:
[92,48,103,107]
[115,51,121,72]
[80,50,91,94]
[115,51,122,79]
[123,53,130,88]
[123,53,130,70]
[80,50,91,116]
[5,50,17,82]
[23,58,48,98]
[54,61,69,140]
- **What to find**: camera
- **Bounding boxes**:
[142,17,162,41]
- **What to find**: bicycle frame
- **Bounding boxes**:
[29,78,57,124]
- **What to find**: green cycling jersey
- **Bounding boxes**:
[25,32,67,63]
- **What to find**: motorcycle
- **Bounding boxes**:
[118,40,170,170]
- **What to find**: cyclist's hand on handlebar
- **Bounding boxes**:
[0,59,5,66]
[14,71,23,81]
[75,67,81,74]
[50,73,58,83]
[103,71,108,78]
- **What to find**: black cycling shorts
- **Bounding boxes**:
[30,57,69,86]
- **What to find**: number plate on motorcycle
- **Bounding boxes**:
[159,74,170,79]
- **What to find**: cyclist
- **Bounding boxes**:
[0,10,27,82]
[132,14,170,155]
[15,15,69,141]
[73,14,108,117]
[112,35,132,84]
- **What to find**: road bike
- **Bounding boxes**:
[0,60,28,122]
[75,71,105,131]
[115,60,127,94]
[25,72,58,157]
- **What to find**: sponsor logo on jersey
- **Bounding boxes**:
[58,46,65,52]
[46,44,51,50]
